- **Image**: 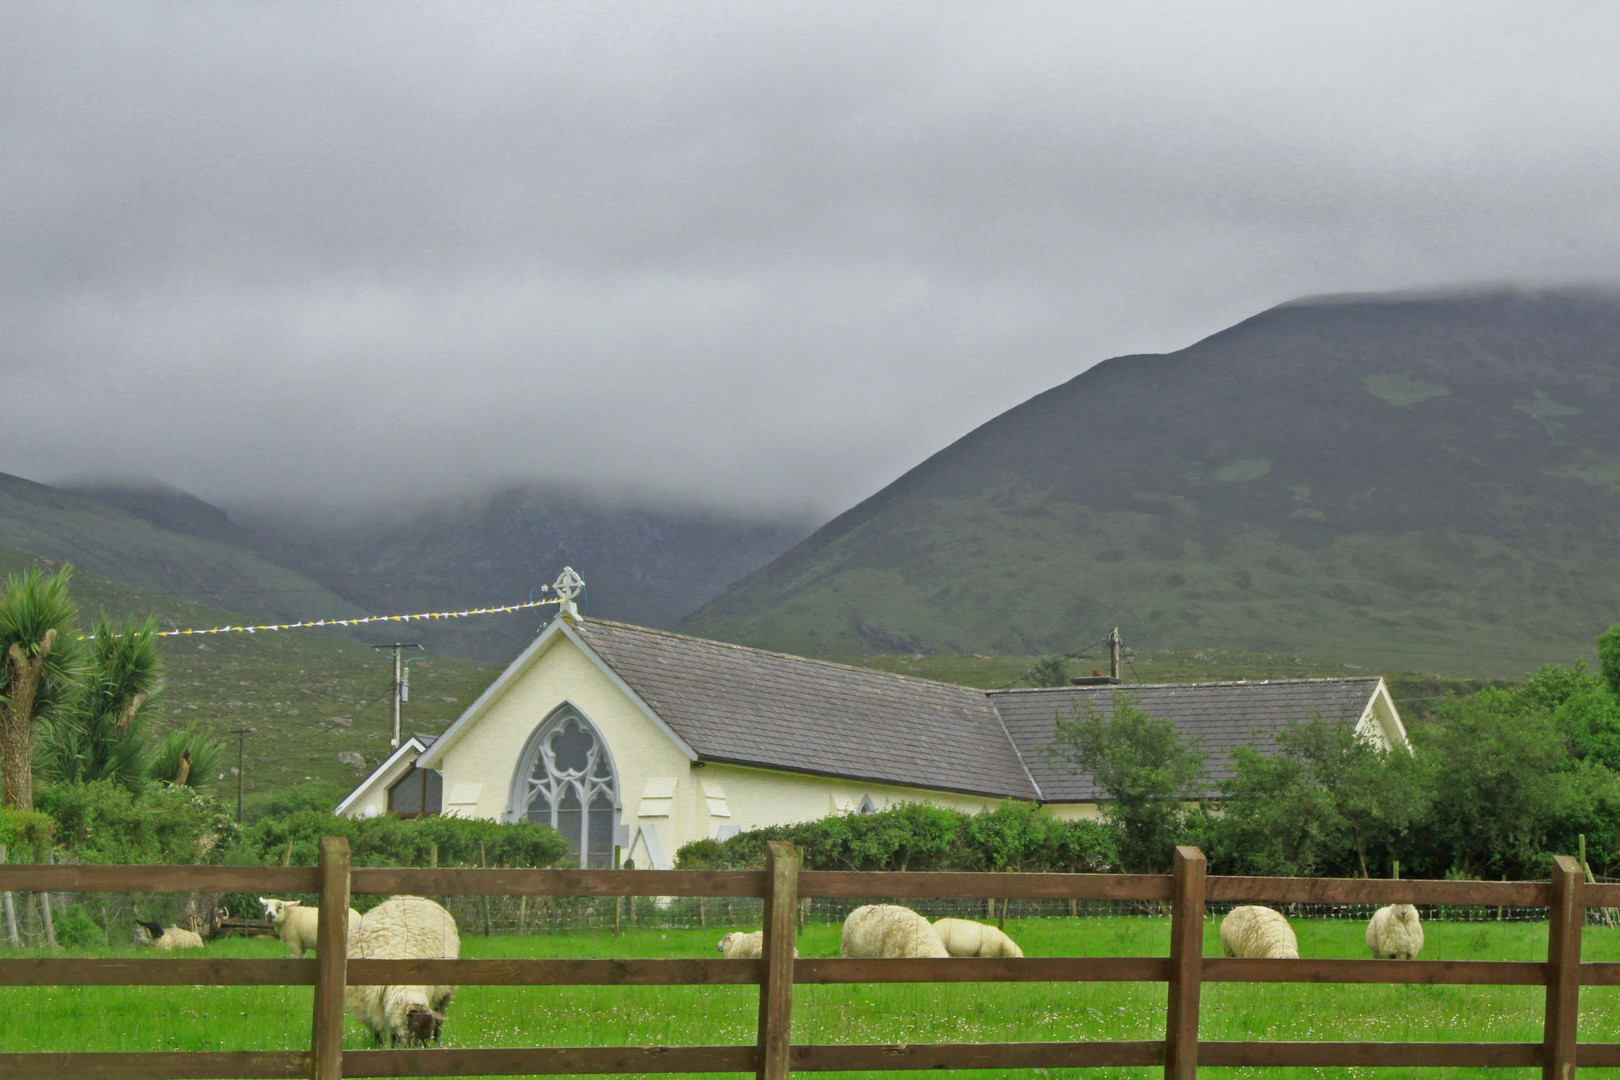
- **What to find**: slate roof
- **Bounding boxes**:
[990,679,1386,801]
[571,619,1039,799]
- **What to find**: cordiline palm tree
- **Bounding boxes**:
[0,566,86,810]
[36,615,165,792]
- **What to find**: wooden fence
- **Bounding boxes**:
[3,839,1620,1079]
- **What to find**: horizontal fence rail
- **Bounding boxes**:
[3,843,1619,1078]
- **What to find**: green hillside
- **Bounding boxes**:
[684,289,1620,677]
[0,548,499,816]
[0,473,359,624]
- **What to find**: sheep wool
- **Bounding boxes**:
[932,918,1025,958]
[1219,906,1299,959]
[716,930,799,959]
[1366,903,1424,960]
[134,920,204,950]
[345,895,461,1045]
[840,904,949,958]
[258,897,361,957]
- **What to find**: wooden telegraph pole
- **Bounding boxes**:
[371,642,424,748]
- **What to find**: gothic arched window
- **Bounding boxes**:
[510,707,619,868]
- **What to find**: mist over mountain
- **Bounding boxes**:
[48,480,812,663]
[683,288,1620,677]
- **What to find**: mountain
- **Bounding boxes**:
[62,481,812,663]
[0,472,360,623]
[683,288,1620,677]
[0,545,494,814]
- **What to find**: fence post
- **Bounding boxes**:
[1165,845,1206,1080]
[756,840,800,1080]
[313,836,353,1080]
[1544,854,1583,1080]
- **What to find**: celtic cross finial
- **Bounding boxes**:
[553,566,585,605]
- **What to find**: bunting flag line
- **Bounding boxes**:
[88,595,561,639]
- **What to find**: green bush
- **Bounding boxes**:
[53,904,104,948]
[234,811,570,872]
[675,800,1117,874]
[34,780,239,864]
[0,807,55,856]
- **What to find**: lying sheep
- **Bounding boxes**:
[932,917,1025,958]
[134,919,204,950]
[716,930,799,959]
[1367,903,1424,960]
[258,897,361,957]
[1219,905,1298,959]
[840,904,949,958]
[345,895,460,1045]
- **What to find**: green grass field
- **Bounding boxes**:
[6,915,1620,1079]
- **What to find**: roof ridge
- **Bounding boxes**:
[987,675,1381,695]
[577,617,993,698]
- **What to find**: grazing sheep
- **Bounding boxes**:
[1366,903,1424,960]
[840,904,949,958]
[716,930,799,959]
[134,919,204,950]
[932,918,1025,958]
[1219,905,1299,959]
[345,895,460,1046]
[258,897,360,957]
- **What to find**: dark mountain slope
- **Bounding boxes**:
[684,289,1620,676]
[227,486,812,663]
[0,473,359,623]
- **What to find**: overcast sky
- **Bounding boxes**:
[4,3,1618,523]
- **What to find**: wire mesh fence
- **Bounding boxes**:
[6,882,1613,952]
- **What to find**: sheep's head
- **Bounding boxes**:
[134,920,165,946]
[259,897,287,921]
[1391,903,1417,923]
[401,1006,446,1045]
[717,933,736,954]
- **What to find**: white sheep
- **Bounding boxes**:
[345,895,461,1045]
[1366,903,1424,959]
[932,917,1025,958]
[716,930,799,959]
[258,897,360,957]
[134,919,204,950]
[1219,905,1298,959]
[840,904,949,958]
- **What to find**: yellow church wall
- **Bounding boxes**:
[432,631,700,854]
[700,762,998,835]
[1039,801,1105,822]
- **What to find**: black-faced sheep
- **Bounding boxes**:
[1366,903,1424,959]
[716,930,799,959]
[134,919,204,950]
[344,895,460,1045]
[840,904,949,958]
[258,897,361,957]
[1219,905,1298,959]
[932,917,1025,958]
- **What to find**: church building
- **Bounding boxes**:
[336,586,1408,869]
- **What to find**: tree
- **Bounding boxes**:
[1026,655,1070,688]
[1208,716,1424,878]
[1599,622,1620,697]
[1044,694,1204,872]
[36,616,164,792]
[0,567,86,810]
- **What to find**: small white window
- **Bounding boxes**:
[857,795,877,815]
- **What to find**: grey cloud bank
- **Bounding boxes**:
[3,2,1619,520]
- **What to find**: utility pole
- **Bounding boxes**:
[1109,627,1121,682]
[372,642,424,749]
[231,728,252,823]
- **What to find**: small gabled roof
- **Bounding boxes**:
[333,733,436,816]
[990,677,1393,802]
[572,619,1039,799]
